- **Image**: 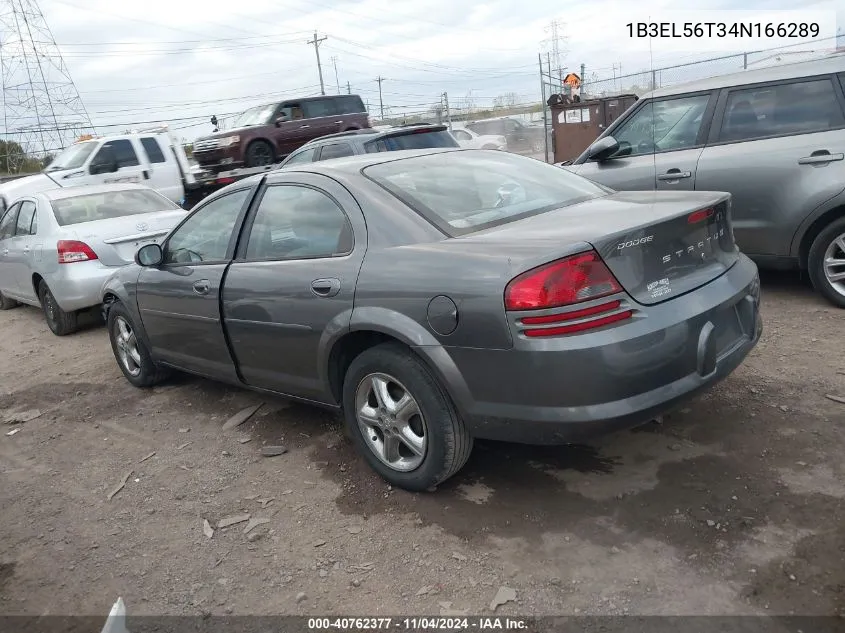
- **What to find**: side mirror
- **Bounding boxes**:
[587,135,620,162]
[275,115,288,127]
[135,243,163,267]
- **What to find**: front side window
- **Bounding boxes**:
[44,141,97,172]
[0,203,19,240]
[611,93,710,157]
[285,147,317,166]
[317,143,355,161]
[303,99,338,119]
[141,137,166,163]
[52,189,179,226]
[365,151,608,236]
[245,185,352,260]
[93,139,139,169]
[15,201,36,236]
[164,189,250,264]
[719,78,844,143]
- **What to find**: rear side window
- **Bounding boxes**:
[285,147,317,166]
[95,139,139,168]
[719,78,845,143]
[366,131,459,152]
[52,189,179,226]
[318,143,355,160]
[141,137,166,164]
[303,99,338,119]
[335,96,366,114]
[15,201,36,236]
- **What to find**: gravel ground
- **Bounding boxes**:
[0,271,842,618]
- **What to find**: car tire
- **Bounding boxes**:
[342,342,473,491]
[808,216,845,309]
[107,301,169,388]
[0,290,18,310]
[244,140,275,168]
[38,280,78,335]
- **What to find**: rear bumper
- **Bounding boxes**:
[44,262,121,312]
[442,255,761,444]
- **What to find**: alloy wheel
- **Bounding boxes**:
[355,372,427,472]
[823,231,845,298]
[114,316,142,377]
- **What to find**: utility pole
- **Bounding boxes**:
[331,55,341,94]
[442,92,452,130]
[376,76,385,121]
[347,81,351,95]
[308,31,327,96]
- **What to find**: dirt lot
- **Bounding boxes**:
[0,271,843,618]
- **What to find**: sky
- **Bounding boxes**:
[20,0,845,144]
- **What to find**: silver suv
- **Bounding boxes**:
[567,54,845,307]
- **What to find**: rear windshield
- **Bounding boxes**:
[51,189,179,226]
[364,151,608,236]
[365,130,458,153]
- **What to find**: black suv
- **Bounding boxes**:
[278,124,458,167]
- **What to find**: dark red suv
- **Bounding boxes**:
[193,95,370,172]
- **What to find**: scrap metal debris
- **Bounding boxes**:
[261,445,287,457]
[4,409,42,424]
[176,442,191,450]
[237,437,251,444]
[107,471,133,501]
[100,597,129,633]
[138,451,156,463]
[5,428,20,436]
[203,519,214,539]
[217,514,250,529]
[257,498,274,508]
[243,518,270,534]
[824,394,845,405]
[489,586,516,611]
[222,404,263,431]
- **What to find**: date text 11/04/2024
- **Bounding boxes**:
[307,617,529,630]
[626,22,820,38]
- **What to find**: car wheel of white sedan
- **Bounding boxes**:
[342,342,473,491]
[107,302,169,387]
[38,280,77,336]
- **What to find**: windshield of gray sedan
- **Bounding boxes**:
[363,151,609,236]
[51,189,179,226]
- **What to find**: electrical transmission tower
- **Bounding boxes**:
[0,0,94,172]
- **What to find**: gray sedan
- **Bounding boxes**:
[101,149,762,490]
[0,184,187,335]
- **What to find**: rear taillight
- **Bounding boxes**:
[505,251,622,311]
[57,240,98,264]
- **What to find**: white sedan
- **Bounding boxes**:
[449,127,506,150]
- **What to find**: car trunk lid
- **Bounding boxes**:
[66,210,187,266]
[460,190,739,306]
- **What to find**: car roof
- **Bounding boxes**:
[645,52,845,98]
[41,183,154,201]
[276,147,462,175]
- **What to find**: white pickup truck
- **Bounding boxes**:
[0,128,203,212]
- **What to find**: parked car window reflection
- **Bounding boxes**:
[284,147,317,165]
[611,94,710,157]
[15,201,36,236]
[719,78,844,143]
[245,185,352,261]
[164,189,250,264]
[0,203,19,240]
[52,189,180,226]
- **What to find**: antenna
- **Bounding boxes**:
[0,0,95,172]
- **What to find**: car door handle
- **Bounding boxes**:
[311,278,341,298]
[192,279,210,295]
[657,169,691,181]
[798,150,844,165]
[299,125,311,129]
[334,120,343,124]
